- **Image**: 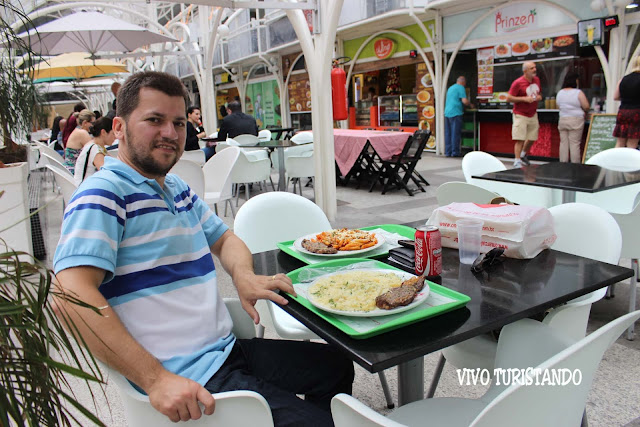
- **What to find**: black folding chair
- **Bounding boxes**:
[368,130,431,196]
[341,141,383,188]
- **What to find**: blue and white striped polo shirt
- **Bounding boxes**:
[54,156,234,386]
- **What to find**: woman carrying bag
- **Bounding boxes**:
[74,117,116,184]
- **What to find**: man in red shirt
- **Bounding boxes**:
[506,61,541,168]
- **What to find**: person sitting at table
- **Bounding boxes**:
[61,102,86,147]
[73,117,116,184]
[186,105,216,161]
[53,71,354,427]
[49,115,64,152]
[63,109,95,175]
[217,100,259,141]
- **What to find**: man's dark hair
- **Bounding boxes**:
[227,101,242,113]
[88,117,113,137]
[187,105,201,115]
[73,102,86,113]
[117,71,189,119]
[562,72,580,89]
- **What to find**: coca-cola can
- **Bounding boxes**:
[415,225,442,277]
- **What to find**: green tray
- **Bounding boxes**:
[286,258,471,339]
[277,224,417,265]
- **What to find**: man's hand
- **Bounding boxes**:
[148,370,216,422]
[233,271,296,324]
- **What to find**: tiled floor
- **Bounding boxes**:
[38,152,640,426]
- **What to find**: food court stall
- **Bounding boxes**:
[427,0,627,158]
[474,34,604,159]
[341,19,438,150]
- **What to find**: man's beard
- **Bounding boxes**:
[125,128,180,176]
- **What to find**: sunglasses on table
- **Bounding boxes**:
[471,248,505,274]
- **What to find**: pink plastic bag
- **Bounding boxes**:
[426,202,557,259]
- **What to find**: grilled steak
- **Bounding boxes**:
[402,275,426,292]
[301,239,338,254]
[375,285,417,310]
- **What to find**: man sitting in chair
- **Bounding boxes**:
[53,71,353,427]
[218,100,259,140]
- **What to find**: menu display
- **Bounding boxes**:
[477,47,494,98]
[493,34,577,64]
[583,114,617,163]
[416,63,436,148]
[287,79,312,113]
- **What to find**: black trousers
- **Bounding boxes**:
[205,338,354,427]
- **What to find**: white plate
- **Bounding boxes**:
[511,42,530,56]
[304,269,430,317]
[421,74,433,88]
[494,44,511,58]
[293,231,385,257]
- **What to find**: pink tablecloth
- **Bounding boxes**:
[333,129,411,176]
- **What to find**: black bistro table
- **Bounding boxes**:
[473,162,640,203]
[252,220,633,406]
[266,127,296,140]
[238,140,312,191]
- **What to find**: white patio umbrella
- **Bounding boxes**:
[13,11,176,57]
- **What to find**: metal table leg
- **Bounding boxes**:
[561,190,576,203]
[277,147,286,191]
[397,357,424,406]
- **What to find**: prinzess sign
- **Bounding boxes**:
[374,38,396,59]
[495,5,538,34]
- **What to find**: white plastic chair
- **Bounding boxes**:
[290,131,313,145]
[220,139,268,161]
[41,152,72,192]
[285,148,314,196]
[202,146,241,217]
[180,149,206,166]
[41,152,71,175]
[611,193,640,340]
[576,147,640,214]
[37,142,65,165]
[233,134,261,146]
[270,143,312,172]
[101,298,274,427]
[228,150,273,206]
[436,182,500,206]
[258,129,272,142]
[270,144,315,195]
[46,165,78,207]
[427,202,622,398]
[169,159,205,197]
[233,192,395,408]
[333,310,640,427]
[461,151,557,207]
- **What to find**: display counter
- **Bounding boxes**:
[478,110,560,159]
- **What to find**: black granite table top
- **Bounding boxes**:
[251,223,633,373]
[238,140,310,149]
[473,162,640,193]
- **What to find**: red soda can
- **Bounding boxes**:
[415,225,442,277]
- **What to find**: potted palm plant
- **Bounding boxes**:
[0,0,45,165]
[1,3,107,425]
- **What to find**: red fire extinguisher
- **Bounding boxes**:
[331,57,349,121]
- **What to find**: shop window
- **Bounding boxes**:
[268,16,297,49]
[366,0,404,17]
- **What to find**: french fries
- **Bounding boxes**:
[313,228,378,251]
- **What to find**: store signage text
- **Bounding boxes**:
[374,38,395,59]
[495,8,537,34]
